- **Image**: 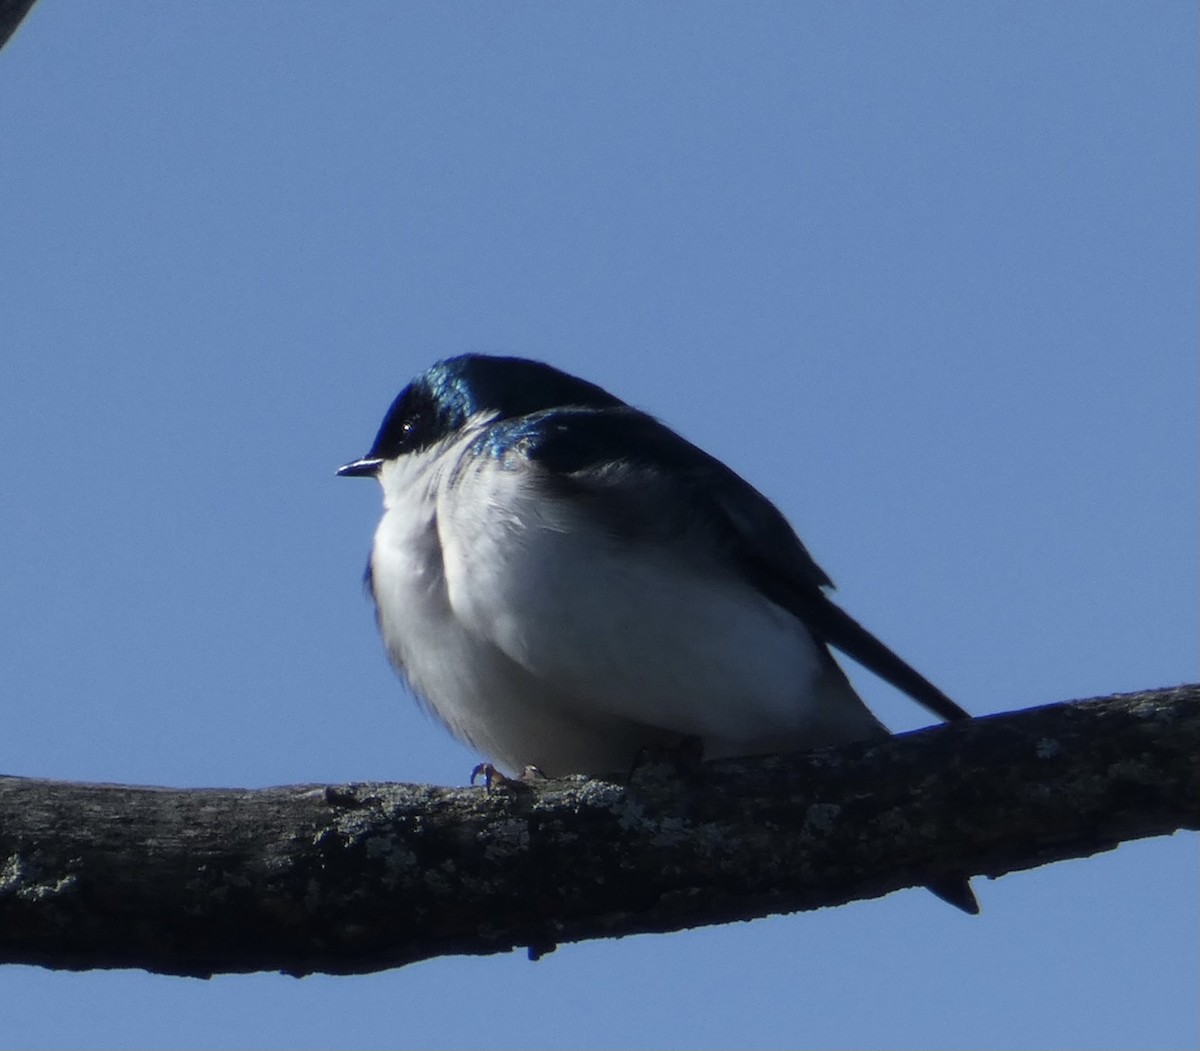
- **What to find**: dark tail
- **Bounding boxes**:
[926,876,980,915]
[805,593,971,723]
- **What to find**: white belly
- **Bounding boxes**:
[368,448,882,776]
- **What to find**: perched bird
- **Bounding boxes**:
[340,354,977,912]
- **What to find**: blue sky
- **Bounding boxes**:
[1,3,1196,1048]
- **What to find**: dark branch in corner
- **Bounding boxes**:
[1,684,1196,978]
[0,0,38,52]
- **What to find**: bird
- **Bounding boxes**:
[339,353,978,913]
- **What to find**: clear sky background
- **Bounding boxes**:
[1,4,1196,1049]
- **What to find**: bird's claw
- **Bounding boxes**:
[470,762,507,787]
[470,763,548,788]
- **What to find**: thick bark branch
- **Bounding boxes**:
[1,685,1196,977]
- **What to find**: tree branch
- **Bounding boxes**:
[1,684,1196,977]
[0,0,38,53]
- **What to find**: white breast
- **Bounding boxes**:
[368,434,882,776]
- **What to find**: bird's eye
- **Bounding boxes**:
[395,413,430,452]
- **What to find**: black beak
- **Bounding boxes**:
[337,457,383,478]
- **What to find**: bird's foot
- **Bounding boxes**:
[470,762,508,788]
[470,763,548,788]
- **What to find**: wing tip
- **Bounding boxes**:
[926,877,981,915]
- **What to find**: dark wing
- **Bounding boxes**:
[489,405,969,724]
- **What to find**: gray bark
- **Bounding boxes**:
[1,684,1196,978]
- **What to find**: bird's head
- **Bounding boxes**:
[337,354,624,478]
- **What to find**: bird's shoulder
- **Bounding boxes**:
[461,405,833,597]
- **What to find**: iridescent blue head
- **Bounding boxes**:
[337,354,625,477]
